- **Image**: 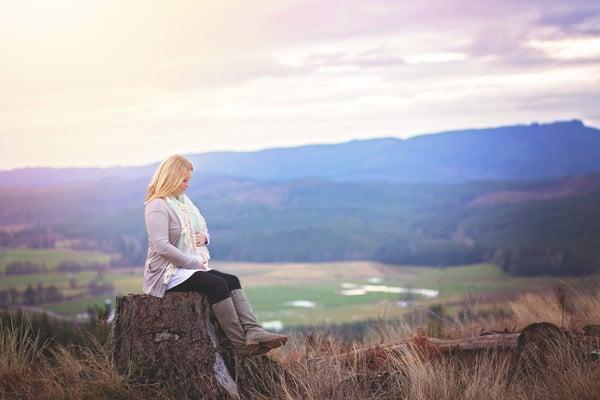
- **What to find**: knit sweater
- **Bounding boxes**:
[142,198,207,298]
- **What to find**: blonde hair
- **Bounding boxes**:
[145,155,194,202]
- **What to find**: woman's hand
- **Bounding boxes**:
[193,255,209,270]
[195,232,208,246]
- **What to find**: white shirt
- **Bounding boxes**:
[167,268,199,289]
[166,232,212,290]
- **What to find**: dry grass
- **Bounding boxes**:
[510,284,600,330]
[239,285,600,400]
[0,317,169,400]
[1,285,599,399]
[242,328,599,400]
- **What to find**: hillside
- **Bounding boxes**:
[3,119,600,275]
[2,173,600,275]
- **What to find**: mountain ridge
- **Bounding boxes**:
[1,119,598,187]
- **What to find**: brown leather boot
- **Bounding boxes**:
[230,289,288,355]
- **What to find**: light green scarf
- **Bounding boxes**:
[162,194,210,284]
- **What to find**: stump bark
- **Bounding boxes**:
[108,292,240,399]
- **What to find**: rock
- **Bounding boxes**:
[108,292,239,399]
[517,322,581,370]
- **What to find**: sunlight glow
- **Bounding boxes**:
[527,36,600,60]
[404,52,467,64]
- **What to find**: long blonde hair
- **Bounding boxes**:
[145,155,194,202]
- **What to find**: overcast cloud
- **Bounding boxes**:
[1,0,599,169]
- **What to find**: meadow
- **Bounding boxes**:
[2,279,599,400]
[0,248,586,328]
[0,248,113,274]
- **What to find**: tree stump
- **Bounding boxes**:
[108,292,240,399]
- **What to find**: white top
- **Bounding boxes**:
[166,267,200,289]
[166,231,212,290]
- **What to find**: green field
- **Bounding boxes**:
[44,295,117,316]
[0,248,114,273]
[233,263,577,326]
[362,263,568,295]
[1,249,581,327]
[0,271,99,290]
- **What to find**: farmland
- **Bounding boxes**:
[0,249,586,328]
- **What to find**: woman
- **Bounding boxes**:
[142,154,287,357]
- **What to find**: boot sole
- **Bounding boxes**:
[246,336,288,355]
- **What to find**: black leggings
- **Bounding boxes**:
[165,269,242,305]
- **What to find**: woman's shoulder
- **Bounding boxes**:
[144,197,169,212]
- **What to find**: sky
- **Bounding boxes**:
[1,0,599,170]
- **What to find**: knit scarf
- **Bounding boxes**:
[162,193,211,284]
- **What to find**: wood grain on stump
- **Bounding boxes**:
[108,292,239,400]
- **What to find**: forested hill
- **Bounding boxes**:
[2,118,600,276]
[1,119,599,187]
[2,173,600,276]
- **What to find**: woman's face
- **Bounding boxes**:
[174,170,192,196]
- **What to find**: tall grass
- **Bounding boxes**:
[0,315,170,400]
[510,284,600,329]
[1,286,599,399]
[238,286,600,399]
[242,327,599,400]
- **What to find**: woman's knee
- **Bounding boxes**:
[224,274,241,290]
[206,276,230,304]
[209,270,241,290]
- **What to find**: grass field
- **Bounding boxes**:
[1,249,585,327]
[44,295,116,316]
[217,262,579,326]
[0,248,114,273]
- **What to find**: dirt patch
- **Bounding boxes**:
[213,261,391,287]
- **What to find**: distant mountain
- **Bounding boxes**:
[0,165,155,188]
[1,119,599,187]
[188,120,600,183]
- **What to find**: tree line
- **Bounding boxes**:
[2,260,111,275]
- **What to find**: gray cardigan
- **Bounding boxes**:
[142,197,207,298]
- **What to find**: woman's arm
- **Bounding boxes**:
[145,208,203,269]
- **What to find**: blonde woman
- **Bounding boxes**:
[143,154,287,356]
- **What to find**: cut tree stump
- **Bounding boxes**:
[108,292,240,400]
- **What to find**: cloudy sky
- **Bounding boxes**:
[1,0,599,170]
